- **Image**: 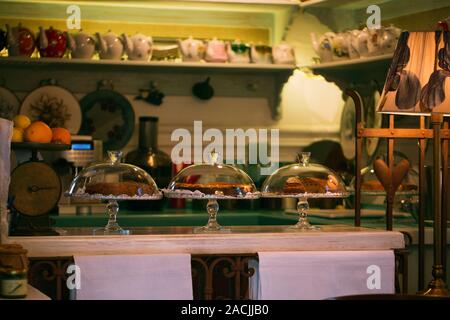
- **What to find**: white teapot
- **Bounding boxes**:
[250,44,272,64]
[354,28,370,58]
[95,31,123,60]
[310,32,333,63]
[366,27,384,56]
[226,40,250,63]
[122,33,153,61]
[178,36,205,62]
[380,25,402,54]
[66,30,95,59]
[345,30,360,60]
[272,42,295,65]
[329,32,350,61]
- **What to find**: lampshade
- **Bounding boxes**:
[378,31,450,115]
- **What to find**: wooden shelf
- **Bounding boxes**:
[300,0,450,10]
[299,0,329,7]
[0,57,295,74]
[300,0,450,22]
[0,57,295,120]
[306,53,392,70]
[300,0,389,8]
[178,0,299,5]
[305,54,392,93]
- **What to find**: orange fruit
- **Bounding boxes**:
[11,127,24,142]
[51,127,71,145]
[13,115,31,130]
[24,121,53,143]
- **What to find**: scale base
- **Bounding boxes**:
[9,212,59,236]
[10,227,60,236]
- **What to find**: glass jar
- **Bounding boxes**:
[0,268,28,299]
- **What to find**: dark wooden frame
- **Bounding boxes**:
[346,89,448,294]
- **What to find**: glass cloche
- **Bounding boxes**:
[261,152,348,230]
[67,151,162,235]
[163,152,259,232]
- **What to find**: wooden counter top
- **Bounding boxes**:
[5,225,405,257]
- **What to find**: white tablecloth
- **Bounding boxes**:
[250,250,395,300]
[0,118,12,237]
[74,254,193,300]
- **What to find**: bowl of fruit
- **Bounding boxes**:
[11,115,72,152]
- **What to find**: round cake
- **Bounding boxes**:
[282,177,306,194]
[85,181,156,197]
[174,181,255,196]
[283,175,341,194]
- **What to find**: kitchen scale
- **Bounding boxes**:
[8,142,70,236]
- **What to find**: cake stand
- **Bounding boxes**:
[163,152,260,233]
[66,151,162,235]
[261,152,348,230]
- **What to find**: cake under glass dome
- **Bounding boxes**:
[261,152,348,230]
[163,152,259,232]
[67,150,162,235]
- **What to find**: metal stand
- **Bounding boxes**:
[423,115,448,296]
[346,89,449,296]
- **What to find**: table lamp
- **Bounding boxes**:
[377,30,449,296]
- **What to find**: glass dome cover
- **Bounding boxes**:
[261,153,348,198]
[261,152,348,231]
[66,151,162,235]
[68,151,162,200]
[164,152,259,233]
[163,153,259,199]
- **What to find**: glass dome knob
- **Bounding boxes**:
[108,151,123,164]
[298,152,311,167]
[209,151,220,165]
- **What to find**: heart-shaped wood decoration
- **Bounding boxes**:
[373,157,410,193]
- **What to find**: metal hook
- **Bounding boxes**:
[39,78,57,86]
[135,81,165,106]
[97,79,114,91]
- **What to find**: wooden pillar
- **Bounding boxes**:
[386,115,395,231]
[441,120,448,280]
[418,116,426,291]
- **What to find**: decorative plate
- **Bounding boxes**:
[20,84,81,134]
[365,90,382,160]
[0,86,20,120]
[78,89,135,151]
[340,95,363,161]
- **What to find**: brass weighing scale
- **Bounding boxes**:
[8,142,70,236]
